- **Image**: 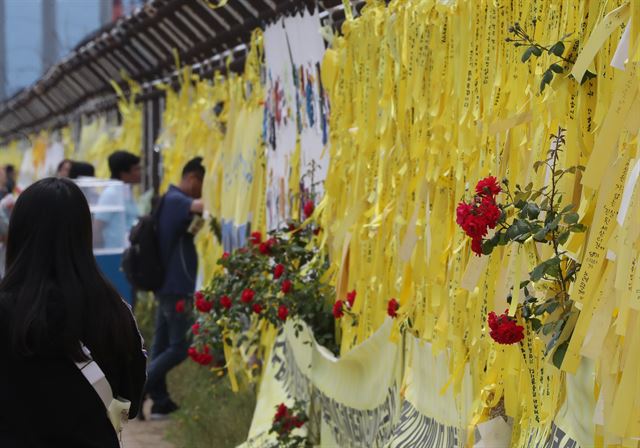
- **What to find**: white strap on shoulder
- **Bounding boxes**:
[75,345,114,410]
[75,344,131,437]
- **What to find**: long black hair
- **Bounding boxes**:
[0,178,134,362]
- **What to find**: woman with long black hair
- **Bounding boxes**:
[0,178,146,447]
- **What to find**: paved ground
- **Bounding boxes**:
[121,401,175,448]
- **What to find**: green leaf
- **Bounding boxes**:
[580,70,597,84]
[552,340,569,368]
[481,239,495,255]
[525,203,541,219]
[549,63,564,73]
[506,222,520,240]
[531,46,543,57]
[530,191,543,201]
[545,257,562,279]
[515,199,527,209]
[547,302,559,314]
[506,219,530,240]
[547,214,562,230]
[564,212,579,224]
[540,69,554,92]
[533,160,546,172]
[570,223,587,233]
[557,231,570,245]
[535,300,559,316]
[530,260,550,282]
[549,41,565,57]
[561,204,575,213]
[513,199,527,210]
[519,280,530,289]
[541,321,555,335]
[533,227,548,242]
[540,197,550,210]
[522,47,534,62]
[530,318,542,331]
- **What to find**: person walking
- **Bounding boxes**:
[0,178,147,448]
[145,157,205,420]
[94,151,142,249]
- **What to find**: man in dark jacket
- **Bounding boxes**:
[146,157,205,419]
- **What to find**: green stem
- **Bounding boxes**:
[548,127,569,312]
[513,28,575,65]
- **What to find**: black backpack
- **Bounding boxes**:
[121,196,167,291]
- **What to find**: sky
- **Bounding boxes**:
[3,0,146,99]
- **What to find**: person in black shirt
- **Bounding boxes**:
[0,178,146,448]
[145,157,204,420]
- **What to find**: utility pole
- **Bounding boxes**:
[0,0,6,99]
[41,0,57,73]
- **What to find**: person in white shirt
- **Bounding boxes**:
[94,151,141,249]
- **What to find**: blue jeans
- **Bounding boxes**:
[146,294,193,407]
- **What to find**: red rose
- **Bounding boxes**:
[195,296,212,313]
[456,202,473,226]
[258,242,270,254]
[333,300,344,318]
[475,176,501,197]
[221,252,230,260]
[478,196,501,229]
[281,280,292,294]
[199,352,213,366]
[303,200,315,218]
[175,299,186,313]
[266,237,278,249]
[277,305,289,321]
[219,295,232,309]
[250,231,262,245]
[188,346,213,365]
[241,289,255,303]
[274,263,285,279]
[487,311,524,344]
[346,290,356,308]
[387,298,399,318]
[197,346,213,365]
[288,223,297,232]
[274,403,288,421]
[471,237,483,256]
[191,323,200,335]
[194,291,205,302]
[462,214,489,239]
[293,418,304,428]
[252,303,263,314]
[313,227,322,235]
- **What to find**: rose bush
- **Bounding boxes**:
[189,220,339,373]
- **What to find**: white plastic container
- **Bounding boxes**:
[75,178,127,255]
